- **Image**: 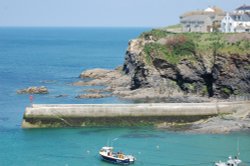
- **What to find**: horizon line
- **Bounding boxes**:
[0,25,156,29]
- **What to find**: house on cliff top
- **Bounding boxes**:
[180,6,225,32]
[221,5,250,33]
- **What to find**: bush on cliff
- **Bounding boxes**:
[141,29,250,55]
[164,34,196,56]
[143,34,196,65]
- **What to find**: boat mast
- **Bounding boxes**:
[237,138,240,157]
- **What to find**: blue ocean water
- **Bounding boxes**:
[0,28,249,166]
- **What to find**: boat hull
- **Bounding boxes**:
[100,154,131,165]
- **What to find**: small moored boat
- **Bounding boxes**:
[99,146,136,165]
[215,156,242,166]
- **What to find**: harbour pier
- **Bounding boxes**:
[22,101,250,128]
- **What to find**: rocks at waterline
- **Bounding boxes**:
[55,94,68,98]
[80,68,115,79]
[75,93,111,99]
[17,86,49,94]
[73,68,211,102]
[75,68,130,87]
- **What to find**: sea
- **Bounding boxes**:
[0,27,249,166]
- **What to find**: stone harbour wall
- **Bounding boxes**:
[22,101,250,128]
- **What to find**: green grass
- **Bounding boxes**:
[140,29,172,40]
[141,29,250,65]
[166,24,181,29]
[163,24,182,31]
[144,43,183,65]
[143,34,196,65]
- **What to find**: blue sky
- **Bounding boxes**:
[0,0,248,27]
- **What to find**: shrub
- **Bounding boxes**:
[165,35,196,56]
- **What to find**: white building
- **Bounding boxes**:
[221,5,250,33]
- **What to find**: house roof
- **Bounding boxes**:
[230,14,250,22]
[181,6,224,18]
[236,5,250,11]
[181,15,210,22]
[211,6,224,13]
[181,14,225,23]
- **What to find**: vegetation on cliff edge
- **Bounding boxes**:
[141,29,250,65]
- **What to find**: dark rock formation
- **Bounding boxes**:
[214,54,250,97]
[122,32,250,99]
[55,94,68,98]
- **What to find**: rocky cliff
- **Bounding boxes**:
[123,30,250,99]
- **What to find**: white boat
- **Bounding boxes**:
[215,156,242,166]
[99,146,136,165]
